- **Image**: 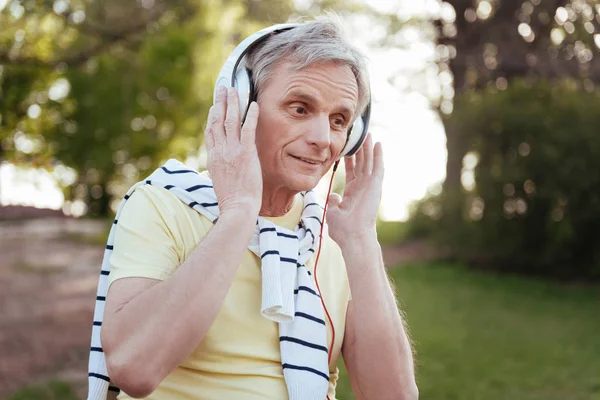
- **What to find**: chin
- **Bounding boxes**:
[283,172,322,192]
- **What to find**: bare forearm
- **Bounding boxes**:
[341,233,417,399]
[104,210,256,387]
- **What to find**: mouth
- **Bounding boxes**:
[290,155,325,165]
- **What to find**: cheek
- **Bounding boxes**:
[255,112,278,149]
[332,133,348,157]
[255,115,289,163]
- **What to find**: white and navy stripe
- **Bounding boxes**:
[87,159,330,400]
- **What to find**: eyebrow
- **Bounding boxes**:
[286,90,355,118]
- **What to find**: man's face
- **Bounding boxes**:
[254,61,359,192]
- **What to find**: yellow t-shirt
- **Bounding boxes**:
[108,177,351,400]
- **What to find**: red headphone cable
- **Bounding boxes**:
[313,159,340,400]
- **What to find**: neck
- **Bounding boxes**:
[259,183,297,217]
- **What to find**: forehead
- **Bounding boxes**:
[268,61,359,108]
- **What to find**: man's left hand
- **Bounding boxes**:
[326,133,384,248]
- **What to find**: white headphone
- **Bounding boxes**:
[213,23,371,158]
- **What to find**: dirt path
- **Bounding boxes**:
[0,218,105,398]
[0,218,432,398]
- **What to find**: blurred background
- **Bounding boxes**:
[1,0,599,399]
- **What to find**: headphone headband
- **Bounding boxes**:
[213,23,371,158]
[214,23,299,99]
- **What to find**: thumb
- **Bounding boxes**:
[328,192,342,209]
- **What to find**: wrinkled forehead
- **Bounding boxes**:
[269,60,359,100]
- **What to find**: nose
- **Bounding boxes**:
[306,114,331,150]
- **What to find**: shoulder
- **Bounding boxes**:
[117,183,214,242]
[122,184,207,221]
[126,184,187,214]
[108,183,214,283]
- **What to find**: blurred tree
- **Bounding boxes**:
[406,0,600,279]
[0,0,293,216]
[435,0,600,222]
[410,79,600,280]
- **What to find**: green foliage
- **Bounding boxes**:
[408,79,600,280]
[335,262,600,399]
[6,380,78,400]
[59,17,207,216]
[0,0,295,216]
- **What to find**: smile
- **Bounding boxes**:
[291,155,324,165]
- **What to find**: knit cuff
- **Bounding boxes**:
[87,379,109,400]
[287,382,330,400]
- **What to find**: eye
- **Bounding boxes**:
[331,116,347,130]
[291,105,307,115]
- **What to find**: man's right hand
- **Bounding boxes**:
[204,86,262,216]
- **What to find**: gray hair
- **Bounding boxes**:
[245,13,371,118]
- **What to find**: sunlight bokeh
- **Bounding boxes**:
[0,163,64,210]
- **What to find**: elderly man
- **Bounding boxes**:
[89,14,417,400]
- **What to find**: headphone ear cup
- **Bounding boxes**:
[341,118,362,157]
[340,99,371,157]
[341,116,368,157]
[234,67,252,123]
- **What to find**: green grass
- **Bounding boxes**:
[376,219,408,246]
[5,380,78,400]
[62,230,110,246]
[335,262,600,400]
[12,260,66,275]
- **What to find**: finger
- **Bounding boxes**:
[241,102,259,147]
[327,192,342,209]
[355,137,365,176]
[204,106,215,150]
[373,141,385,180]
[362,133,373,176]
[225,87,241,143]
[344,155,355,181]
[209,86,227,146]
